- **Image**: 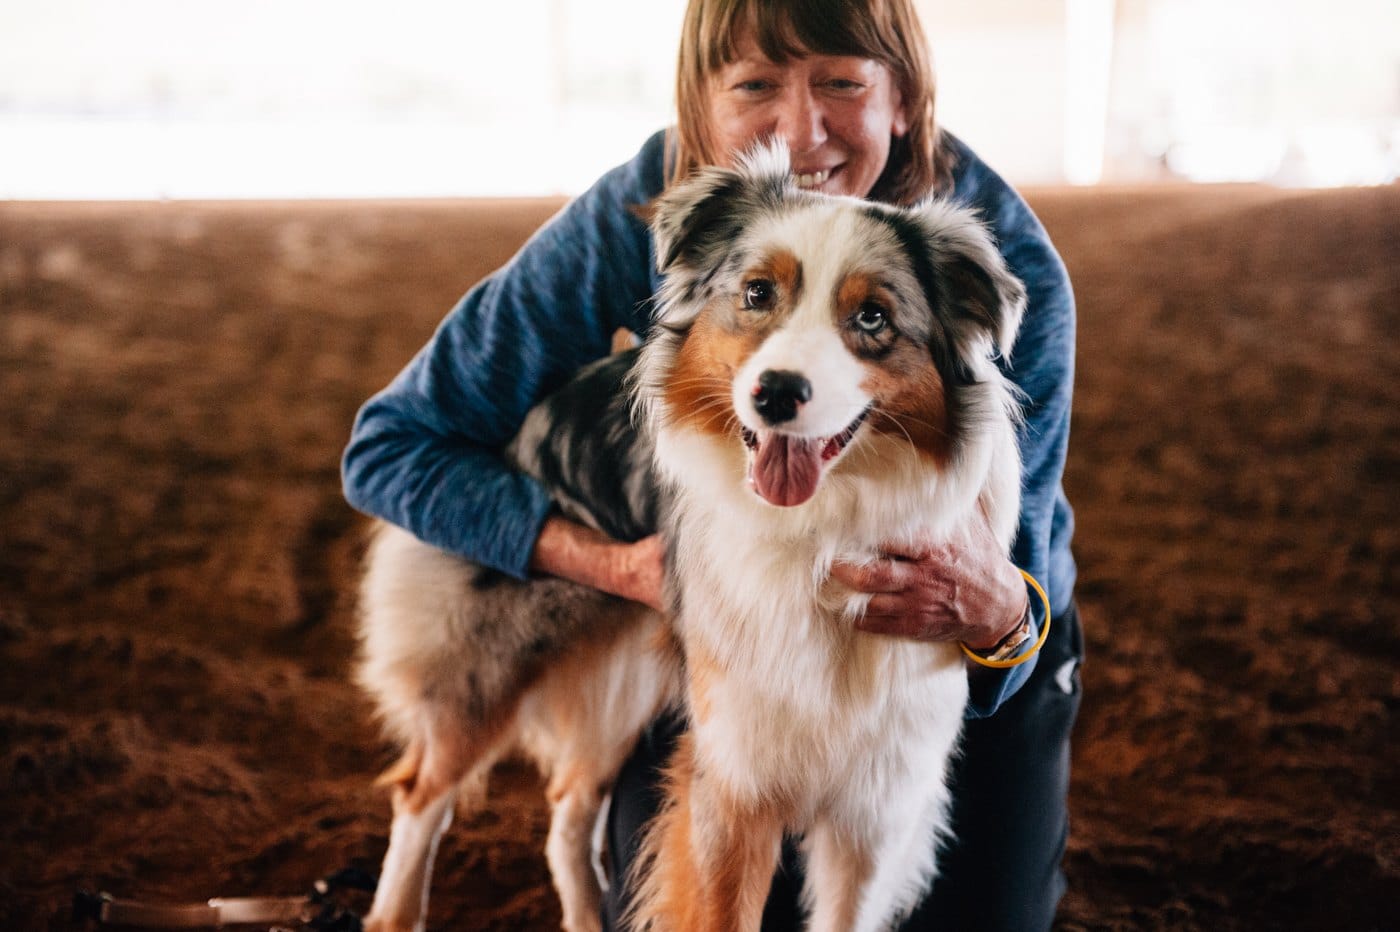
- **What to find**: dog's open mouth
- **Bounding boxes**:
[740,408,870,507]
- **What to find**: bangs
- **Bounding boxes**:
[701,0,898,72]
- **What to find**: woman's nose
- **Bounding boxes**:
[773,86,826,154]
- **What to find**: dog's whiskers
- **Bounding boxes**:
[664,374,735,392]
[869,408,923,458]
[678,398,744,437]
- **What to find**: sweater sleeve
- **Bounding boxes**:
[341,133,666,577]
[949,138,1078,719]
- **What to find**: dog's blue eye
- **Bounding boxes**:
[744,280,776,310]
[855,303,888,333]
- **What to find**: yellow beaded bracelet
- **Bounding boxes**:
[960,568,1052,670]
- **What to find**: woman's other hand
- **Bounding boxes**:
[830,511,1028,649]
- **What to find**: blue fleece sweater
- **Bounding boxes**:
[342,129,1076,717]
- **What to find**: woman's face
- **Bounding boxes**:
[707,28,909,198]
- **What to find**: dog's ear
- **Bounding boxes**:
[651,139,792,277]
[908,200,1027,367]
[650,167,748,276]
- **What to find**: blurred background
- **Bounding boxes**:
[2,0,1396,199]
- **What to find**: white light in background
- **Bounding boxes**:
[1125,0,1399,186]
[1063,0,1116,185]
[0,0,686,199]
[1,0,1395,196]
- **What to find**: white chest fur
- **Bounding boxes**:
[656,426,1008,826]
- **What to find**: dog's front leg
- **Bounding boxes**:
[800,821,877,932]
[638,743,783,932]
[363,780,457,932]
[691,777,782,932]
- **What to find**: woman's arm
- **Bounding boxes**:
[530,518,666,610]
[952,143,1077,715]
[342,133,667,578]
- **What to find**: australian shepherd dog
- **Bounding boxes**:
[356,143,1027,932]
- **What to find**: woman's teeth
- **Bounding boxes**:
[794,170,829,189]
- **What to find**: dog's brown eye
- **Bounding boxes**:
[743,280,776,310]
[855,303,888,334]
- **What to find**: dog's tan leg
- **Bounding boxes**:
[544,770,606,932]
[520,609,678,932]
[801,822,876,932]
[690,776,783,932]
[364,715,510,932]
[636,739,783,932]
[363,771,457,932]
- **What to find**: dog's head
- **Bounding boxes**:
[642,142,1026,508]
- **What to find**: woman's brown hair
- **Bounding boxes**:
[668,0,953,204]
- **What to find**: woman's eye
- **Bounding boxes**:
[736,79,773,93]
[743,280,776,309]
[855,303,888,333]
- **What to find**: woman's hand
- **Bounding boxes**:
[530,517,666,611]
[830,511,1028,650]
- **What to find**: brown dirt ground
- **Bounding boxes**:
[1,184,1397,931]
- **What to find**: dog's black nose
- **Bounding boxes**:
[752,369,812,425]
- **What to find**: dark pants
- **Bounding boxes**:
[601,604,1084,932]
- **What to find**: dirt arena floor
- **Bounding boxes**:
[2,182,1397,931]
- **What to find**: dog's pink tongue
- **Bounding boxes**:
[751,434,822,507]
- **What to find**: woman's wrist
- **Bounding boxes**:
[965,601,1033,658]
[961,569,1052,669]
[529,516,664,609]
[962,566,1032,650]
[530,516,614,589]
